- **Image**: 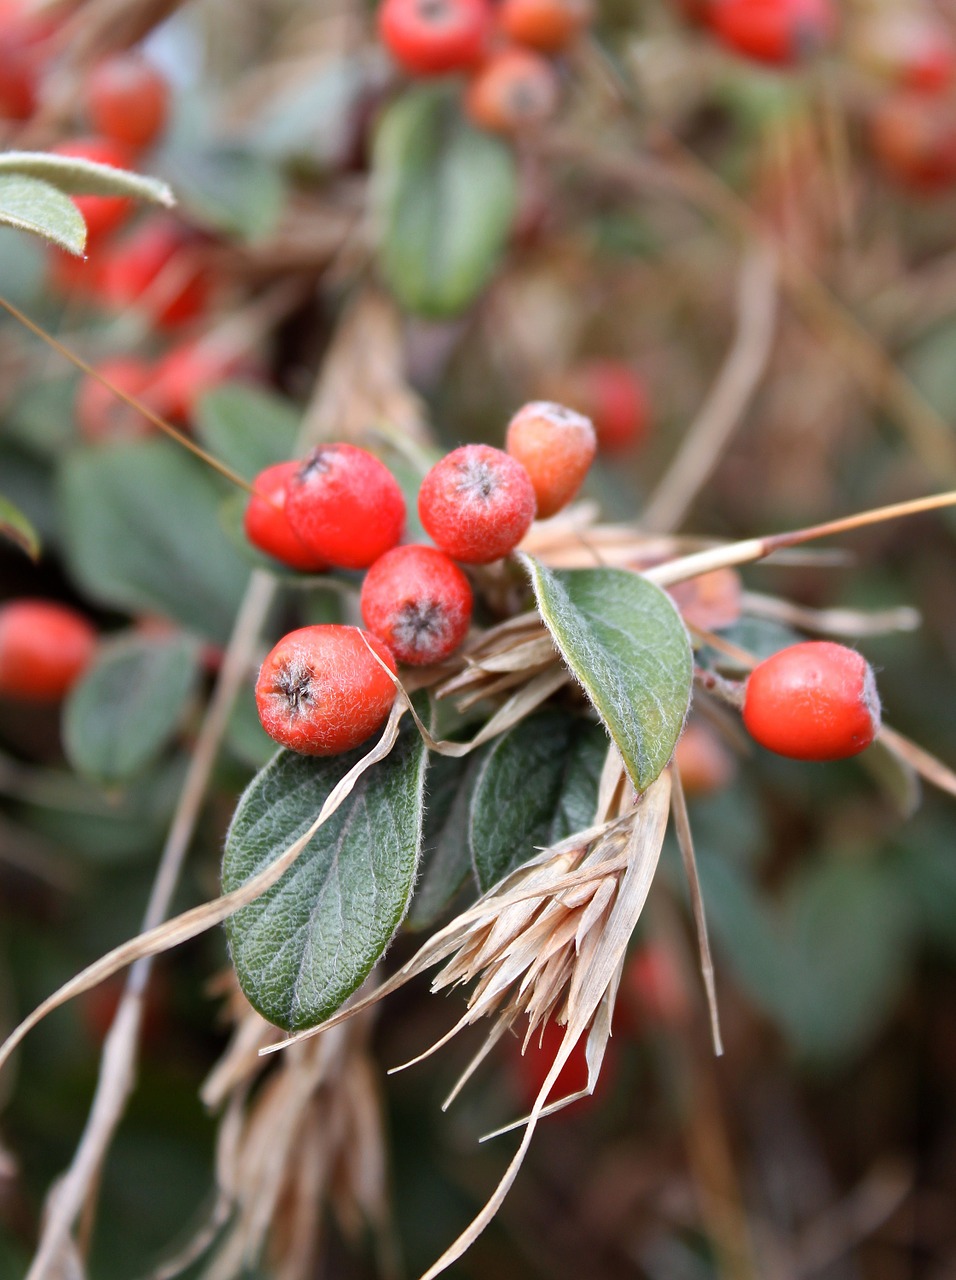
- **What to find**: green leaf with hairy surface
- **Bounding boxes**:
[406,750,480,931]
[470,710,607,892]
[0,151,175,208]
[63,634,202,784]
[373,86,517,318]
[59,441,250,644]
[522,558,693,792]
[194,382,300,478]
[223,725,428,1031]
[158,146,283,240]
[0,174,86,254]
[0,494,40,559]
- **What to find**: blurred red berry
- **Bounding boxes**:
[853,9,956,95]
[509,1017,617,1117]
[74,356,158,443]
[255,625,398,756]
[50,137,136,241]
[673,720,736,796]
[149,341,238,424]
[497,0,593,53]
[87,53,170,151]
[100,218,211,330]
[709,0,836,66]
[545,361,650,455]
[870,92,956,193]
[378,0,492,75]
[0,600,97,702]
[464,46,560,134]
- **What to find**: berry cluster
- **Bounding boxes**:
[377,0,594,135]
[247,400,597,756]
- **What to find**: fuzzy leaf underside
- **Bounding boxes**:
[523,558,694,792]
[63,634,202,784]
[470,710,608,891]
[0,151,174,204]
[0,174,87,254]
[373,86,517,317]
[222,728,428,1031]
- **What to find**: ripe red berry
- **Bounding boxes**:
[709,0,836,66]
[545,360,650,454]
[284,444,406,571]
[869,93,956,194]
[418,443,536,564]
[361,544,473,665]
[497,0,593,53]
[75,356,157,442]
[87,53,169,151]
[0,0,54,120]
[50,137,136,241]
[742,641,881,762]
[100,218,211,330]
[148,341,240,424]
[378,0,492,76]
[464,46,559,135]
[505,400,596,519]
[244,462,330,573]
[255,625,398,756]
[853,10,956,96]
[508,1016,617,1118]
[0,599,97,702]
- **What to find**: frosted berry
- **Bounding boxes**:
[75,356,157,442]
[709,0,836,66]
[505,400,596,518]
[418,443,536,564]
[87,53,169,151]
[497,0,593,53]
[0,599,97,701]
[464,47,559,135]
[378,0,492,76]
[361,544,472,665]
[244,462,329,573]
[742,641,881,762]
[255,625,398,756]
[284,444,406,571]
[50,137,136,240]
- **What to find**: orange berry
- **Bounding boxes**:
[0,600,97,702]
[497,0,593,54]
[505,400,596,518]
[464,46,559,135]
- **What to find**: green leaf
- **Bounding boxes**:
[406,751,478,931]
[0,494,40,559]
[373,86,518,318]
[0,150,175,207]
[193,381,300,478]
[62,634,202,784]
[0,173,87,255]
[523,559,693,792]
[158,146,284,241]
[470,710,607,891]
[222,726,429,1031]
[58,441,250,644]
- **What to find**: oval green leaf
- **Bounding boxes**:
[522,557,693,792]
[63,633,203,784]
[469,710,607,891]
[193,381,300,478]
[0,173,86,255]
[373,86,517,318]
[222,726,428,1031]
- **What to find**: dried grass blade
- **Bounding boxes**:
[878,724,956,798]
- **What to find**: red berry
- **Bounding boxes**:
[378,0,492,75]
[869,93,956,194]
[464,46,559,135]
[149,341,239,423]
[75,356,158,442]
[244,462,330,573]
[50,137,136,241]
[0,599,97,702]
[621,945,691,1029]
[99,218,211,330]
[673,720,736,796]
[742,641,881,762]
[709,0,836,66]
[418,443,536,564]
[255,625,398,756]
[361,544,473,665]
[284,444,406,571]
[86,53,169,151]
[0,0,54,120]
[505,400,596,519]
[497,0,593,53]
[853,10,956,96]
[545,361,650,454]
[508,1017,617,1118]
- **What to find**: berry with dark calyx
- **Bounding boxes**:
[418,443,536,564]
[742,641,881,762]
[361,544,473,665]
[505,400,596,519]
[0,599,97,702]
[255,625,398,756]
[50,137,136,241]
[284,443,406,571]
[87,52,170,151]
[75,356,157,442]
[378,0,492,76]
[709,0,836,66]
[464,46,559,135]
[100,217,211,330]
[498,0,593,54]
[244,462,330,573]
